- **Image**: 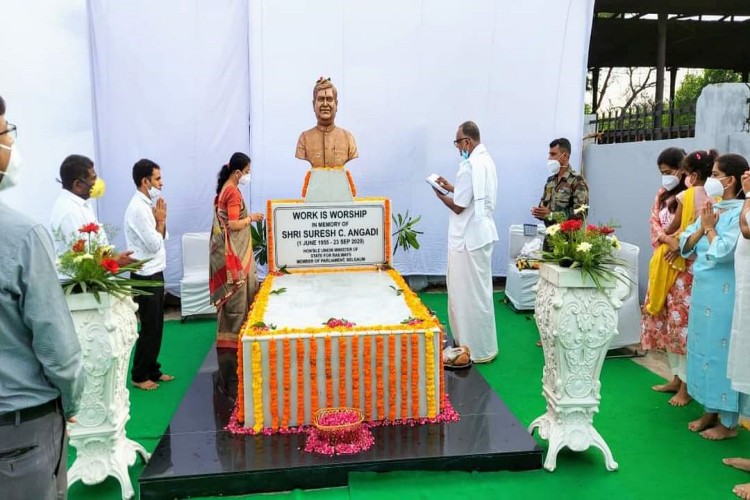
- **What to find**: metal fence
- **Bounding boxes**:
[590,102,696,144]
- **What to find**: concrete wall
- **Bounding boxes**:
[584,138,696,299]
[584,82,750,301]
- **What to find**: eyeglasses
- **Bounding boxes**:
[453,137,468,146]
[0,123,16,139]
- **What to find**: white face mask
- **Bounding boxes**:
[547,159,561,175]
[148,186,161,201]
[0,144,22,191]
[661,174,679,191]
[704,177,726,199]
[238,173,251,186]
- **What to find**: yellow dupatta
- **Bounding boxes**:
[644,188,693,316]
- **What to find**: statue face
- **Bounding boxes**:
[314,88,337,125]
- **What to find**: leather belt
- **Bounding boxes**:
[0,399,58,426]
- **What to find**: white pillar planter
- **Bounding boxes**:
[65,292,150,499]
[528,264,621,472]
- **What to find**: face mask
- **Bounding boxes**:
[148,186,161,201]
[89,178,106,199]
[704,177,725,199]
[547,159,561,175]
[661,174,679,191]
[460,150,469,160]
[0,144,22,191]
[238,173,251,186]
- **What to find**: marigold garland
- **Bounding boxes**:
[324,337,333,408]
[310,338,319,415]
[339,336,348,407]
[388,334,397,421]
[439,329,446,411]
[375,336,384,420]
[363,335,372,420]
[296,338,306,426]
[345,170,357,197]
[269,339,279,429]
[266,199,275,271]
[425,330,436,418]
[251,341,263,433]
[351,336,360,411]
[400,334,408,420]
[301,170,312,197]
[236,334,245,423]
[281,338,291,429]
[411,334,420,419]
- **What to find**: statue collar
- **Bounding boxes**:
[315,123,336,133]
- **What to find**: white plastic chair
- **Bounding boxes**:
[180,232,216,321]
[504,224,546,311]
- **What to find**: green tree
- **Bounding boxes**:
[674,69,742,107]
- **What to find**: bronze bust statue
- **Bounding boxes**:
[295,77,358,168]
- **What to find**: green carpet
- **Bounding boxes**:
[67,318,216,500]
[68,295,750,500]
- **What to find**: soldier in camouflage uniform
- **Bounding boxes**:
[531,137,589,225]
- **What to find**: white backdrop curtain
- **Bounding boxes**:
[1,0,594,294]
[248,0,595,276]
[87,0,252,295]
[0,0,96,224]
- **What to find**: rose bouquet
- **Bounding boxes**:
[56,223,151,301]
[543,205,629,289]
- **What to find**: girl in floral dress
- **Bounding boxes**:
[641,149,713,406]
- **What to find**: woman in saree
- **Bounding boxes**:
[209,152,264,397]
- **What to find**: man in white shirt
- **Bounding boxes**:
[433,121,499,364]
[50,154,134,269]
[124,159,172,391]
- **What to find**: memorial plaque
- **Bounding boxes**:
[269,199,389,269]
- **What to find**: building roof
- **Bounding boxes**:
[589,0,750,71]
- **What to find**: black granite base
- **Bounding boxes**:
[139,347,542,499]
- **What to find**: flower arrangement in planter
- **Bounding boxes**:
[543,205,629,289]
[56,223,151,301]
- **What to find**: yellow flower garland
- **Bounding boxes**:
[251,341,264,433]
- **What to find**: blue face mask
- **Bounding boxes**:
[460,150,470,160]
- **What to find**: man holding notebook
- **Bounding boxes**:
[431,121,499,365]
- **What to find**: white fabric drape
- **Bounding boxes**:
[3,0,594,294]
[248,0,595,277]
[0,0,95,224]
[87,0,252,295]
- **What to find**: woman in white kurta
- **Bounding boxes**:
[723,168,750,499]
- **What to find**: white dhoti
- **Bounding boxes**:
[447,242,498,362]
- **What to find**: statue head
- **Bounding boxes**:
[312,77,338,127]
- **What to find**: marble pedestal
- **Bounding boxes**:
[528,264,621,472]
[66,293,150,499]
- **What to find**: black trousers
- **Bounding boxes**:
[131,271,165,383]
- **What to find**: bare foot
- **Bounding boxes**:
[733,483,750,500]
[724,458,750,472]
[652,376,681,393]
[668,382,692,406]
[700,423,738,441]
[688,412,718,432]
[156,374,175,382]
[132,380,159,391]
